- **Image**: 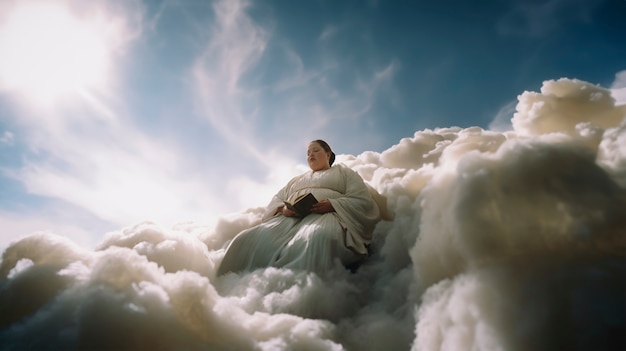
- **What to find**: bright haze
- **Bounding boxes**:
[0,0,625,350]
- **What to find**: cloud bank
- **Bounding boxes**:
[1,78,625,350]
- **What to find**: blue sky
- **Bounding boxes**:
[0,0,625,248]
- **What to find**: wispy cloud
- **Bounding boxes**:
[496,0,603,37]
[356,60,401,114]
[188,0,405,210]
[318,24,337,42]
[192,0,402,156]
[0,131,13,146]
[488,99,517,132]
[192,0,269,164]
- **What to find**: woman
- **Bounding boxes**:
[217,140,381,275]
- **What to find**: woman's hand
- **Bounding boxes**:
[311,199,334,214]
[280,205,298,217]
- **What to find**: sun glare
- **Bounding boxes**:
[0,2,112,104]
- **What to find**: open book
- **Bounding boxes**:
[284,193,318,217]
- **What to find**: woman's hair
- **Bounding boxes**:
[312,139,336,166]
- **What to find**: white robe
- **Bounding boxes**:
[217,164,381,275]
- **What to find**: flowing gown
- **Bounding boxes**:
[217,164,381,275]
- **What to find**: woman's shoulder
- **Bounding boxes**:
[332,163,363,180]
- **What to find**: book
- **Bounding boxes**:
[284,193,318,217]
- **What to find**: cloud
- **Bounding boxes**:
[190,0,403,164]
[2,96,225,230]
[1,77,625,350]
[488,99,516,132]
[0,131,13,146]
[191,0,270,163]
[610,69,626,105]
[597,119,626,187]
[318,25,337,42]
[12,139,222,226]
[512,78,626,137]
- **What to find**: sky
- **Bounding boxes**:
[0,0,625,249]
[0,1,625,349]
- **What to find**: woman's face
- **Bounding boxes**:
[307,142,330,171]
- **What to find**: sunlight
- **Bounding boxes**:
[0,1,112,104]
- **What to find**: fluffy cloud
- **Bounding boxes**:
[610,70,626,105]
[512,78,626,137]
[1,78,625,350]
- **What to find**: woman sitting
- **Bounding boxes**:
[217,140,381,275]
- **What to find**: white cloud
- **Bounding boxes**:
[597,119,626,187]
[612,70,626,89]
[1,77,624,350]
[512,78,626,137]
[610,69,626,105]
[414,274,504,351]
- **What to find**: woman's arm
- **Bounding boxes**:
[325,165,381,254]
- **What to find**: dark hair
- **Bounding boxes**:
[312,139,335,166]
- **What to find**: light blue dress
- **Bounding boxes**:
[217,164,380,275]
